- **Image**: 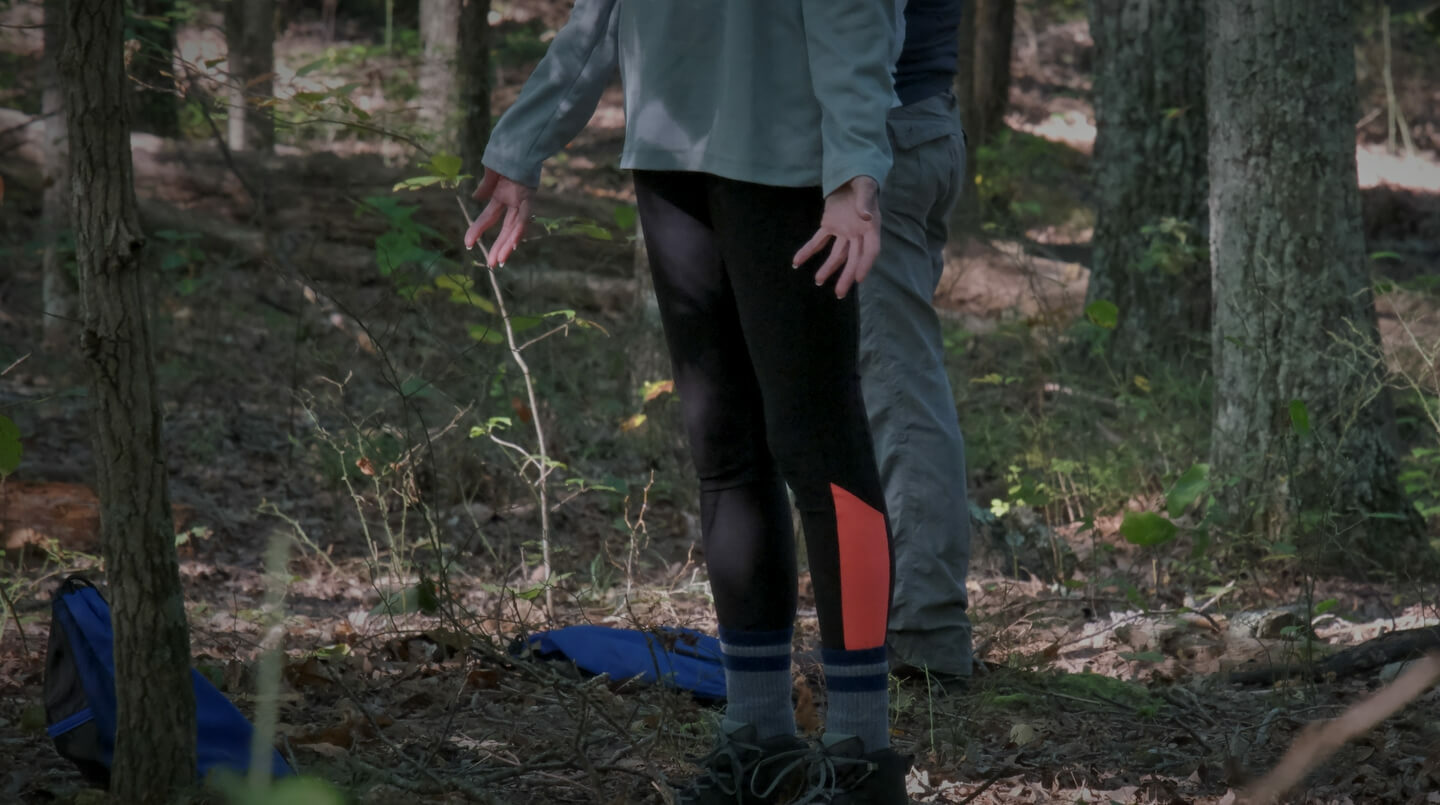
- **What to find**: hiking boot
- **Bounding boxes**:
[810,736,912,805]
[674,723,810,804]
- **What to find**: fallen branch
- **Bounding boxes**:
[1226,624,1440,686]
[1237,651,1440,804]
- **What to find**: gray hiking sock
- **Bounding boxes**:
[823,646,891,751]
[719,627,796,739]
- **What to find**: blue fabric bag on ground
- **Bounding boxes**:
[43,575,293,787]
[521,625,727,701]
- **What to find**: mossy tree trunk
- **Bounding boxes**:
[1207,0,1423,572]
[1084,0,1209,369]
[61,0,198,798]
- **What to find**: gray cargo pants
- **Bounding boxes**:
[860,90,973,677]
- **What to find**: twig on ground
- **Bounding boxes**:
[1241,652,1440,804]
[957,763,1012,805]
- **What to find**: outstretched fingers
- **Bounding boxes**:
[793,229,833,269]
[465,197,506,252]
[812,236,848,289]
[489,200,531,267]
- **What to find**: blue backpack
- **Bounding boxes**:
[43,575,293,787]
[520,625,728,701]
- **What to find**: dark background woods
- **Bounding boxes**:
[2,1,1440,802]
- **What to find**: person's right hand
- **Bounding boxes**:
[464,168,537,267]
[792,175,882,299]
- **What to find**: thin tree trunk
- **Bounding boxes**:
[458,0,491,173]
[60,0,197,799]
[951,2,981,236]
[969,0,1015,150]
[224,0,275,152]
[1084,0,1208,369]
[42,0,75,354]
[419,0,461,149]
[952,0,1014,236]
[128,0,180,138]
[1207,0,1422,571]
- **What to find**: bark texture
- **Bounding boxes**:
[1085,0,1209,367]
[1207,0,1422,570]
[952,0,1015,234]
[458,0,491,172]
[128,0,179,138]
[419,0,461,147]
[60,0,197,798]
[224,0,275,152]
[42,0,75,353]
[967,0,1015,149]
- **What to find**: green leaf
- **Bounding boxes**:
[1118,511,1178,547]
[0,414,21,477]
[1289,399,1311,437]
[369,580,440,616]
[508,315,544,333]
[1165,463,1210,518]
[1368,251,1403,261]
[218,774,347,805]
[613,204,638,230]
[1313,598,1338,616]
[294,57,329,77]
[1084,299,1119,330]
[435,275,497,312]
[467,324,504,344]
[427,153,464,180]
[1119,651,1165,663]
[393,175,447,192]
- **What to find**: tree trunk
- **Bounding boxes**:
[224,0,275,152]
[60,0,197,799]
[952,0,1015,236]
[42,0,75,354]
[1207,0,1422,571]
[458,0,491,173]
[968,0,1015,150]
[128,0,180,138]
[419,0,462,149]
[1084,0,1208,369]
[951,2,981,236]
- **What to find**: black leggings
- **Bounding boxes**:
[634,170,893,652]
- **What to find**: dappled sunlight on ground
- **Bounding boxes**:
[1357,144,1440,191]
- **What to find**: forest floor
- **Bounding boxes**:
[4,2,1440,803]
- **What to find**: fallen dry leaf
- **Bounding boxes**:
[1009,722,1039,747]
[467,668,501,689]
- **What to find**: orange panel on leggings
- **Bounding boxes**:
[830,483,891,650]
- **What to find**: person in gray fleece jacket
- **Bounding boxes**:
[463,2,912,802]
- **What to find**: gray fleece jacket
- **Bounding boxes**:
[480,0,900,197]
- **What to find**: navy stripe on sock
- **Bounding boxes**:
[718,627,793,647]
[821,646,887,666]
[721,653,792,673]
[827,673,890,693]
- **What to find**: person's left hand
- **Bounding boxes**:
[792,175,882,299]
[463,168,536,267]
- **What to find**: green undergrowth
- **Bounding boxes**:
[978,669,1161,719]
